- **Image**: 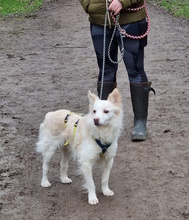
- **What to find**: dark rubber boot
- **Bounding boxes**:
[130,82,154,141]
[97,82,117,100]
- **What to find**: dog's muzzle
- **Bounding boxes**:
[94,118,100,126]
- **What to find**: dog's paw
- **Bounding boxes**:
[88,197,99,205]
[41,180,51,187]
[60,177,72,184]
[102,189,114,197]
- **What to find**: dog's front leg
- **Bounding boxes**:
[81,162,99,205]
[101,157,114,196]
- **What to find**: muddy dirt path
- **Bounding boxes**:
[0,0,189,219]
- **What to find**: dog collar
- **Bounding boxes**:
[95,139,111,154]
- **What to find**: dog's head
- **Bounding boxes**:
[88,88,123,126]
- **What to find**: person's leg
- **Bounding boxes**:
[116,20,153,140]
[116,20,148,84]
[90,24,118,99]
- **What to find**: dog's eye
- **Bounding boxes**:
[104,110,109,114]
[93,110,96,114]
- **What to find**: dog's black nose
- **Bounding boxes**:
[94,118,99,125]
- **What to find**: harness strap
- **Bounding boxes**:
[64,113,80,146]
[95,139,111,154]
[64,114,70,128]
[73,119,79,138]
[64,114,71,146]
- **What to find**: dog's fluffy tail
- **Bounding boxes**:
[36,123,49,155]
[35,122,64,156]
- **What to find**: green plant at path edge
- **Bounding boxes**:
[0,0,43,17]
[150,0,189,18]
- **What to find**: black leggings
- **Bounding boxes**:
[90,19,148,83]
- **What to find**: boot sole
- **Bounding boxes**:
[132,135,147,141]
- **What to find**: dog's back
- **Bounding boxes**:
[36,109,83,154]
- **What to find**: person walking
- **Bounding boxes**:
[79,0,154,141]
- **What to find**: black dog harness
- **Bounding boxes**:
[95,139,112,157]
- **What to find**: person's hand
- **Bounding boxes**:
[108,0,122,16]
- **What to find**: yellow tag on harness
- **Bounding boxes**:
[64,141,69,146]
[100,152,105,159]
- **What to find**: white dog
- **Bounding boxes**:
[36,88,123,205]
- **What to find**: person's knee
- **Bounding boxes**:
[128,71,148,83]
[98,70,117,82]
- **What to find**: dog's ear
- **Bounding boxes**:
[108,88,122,106]
[88,90,99,104]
